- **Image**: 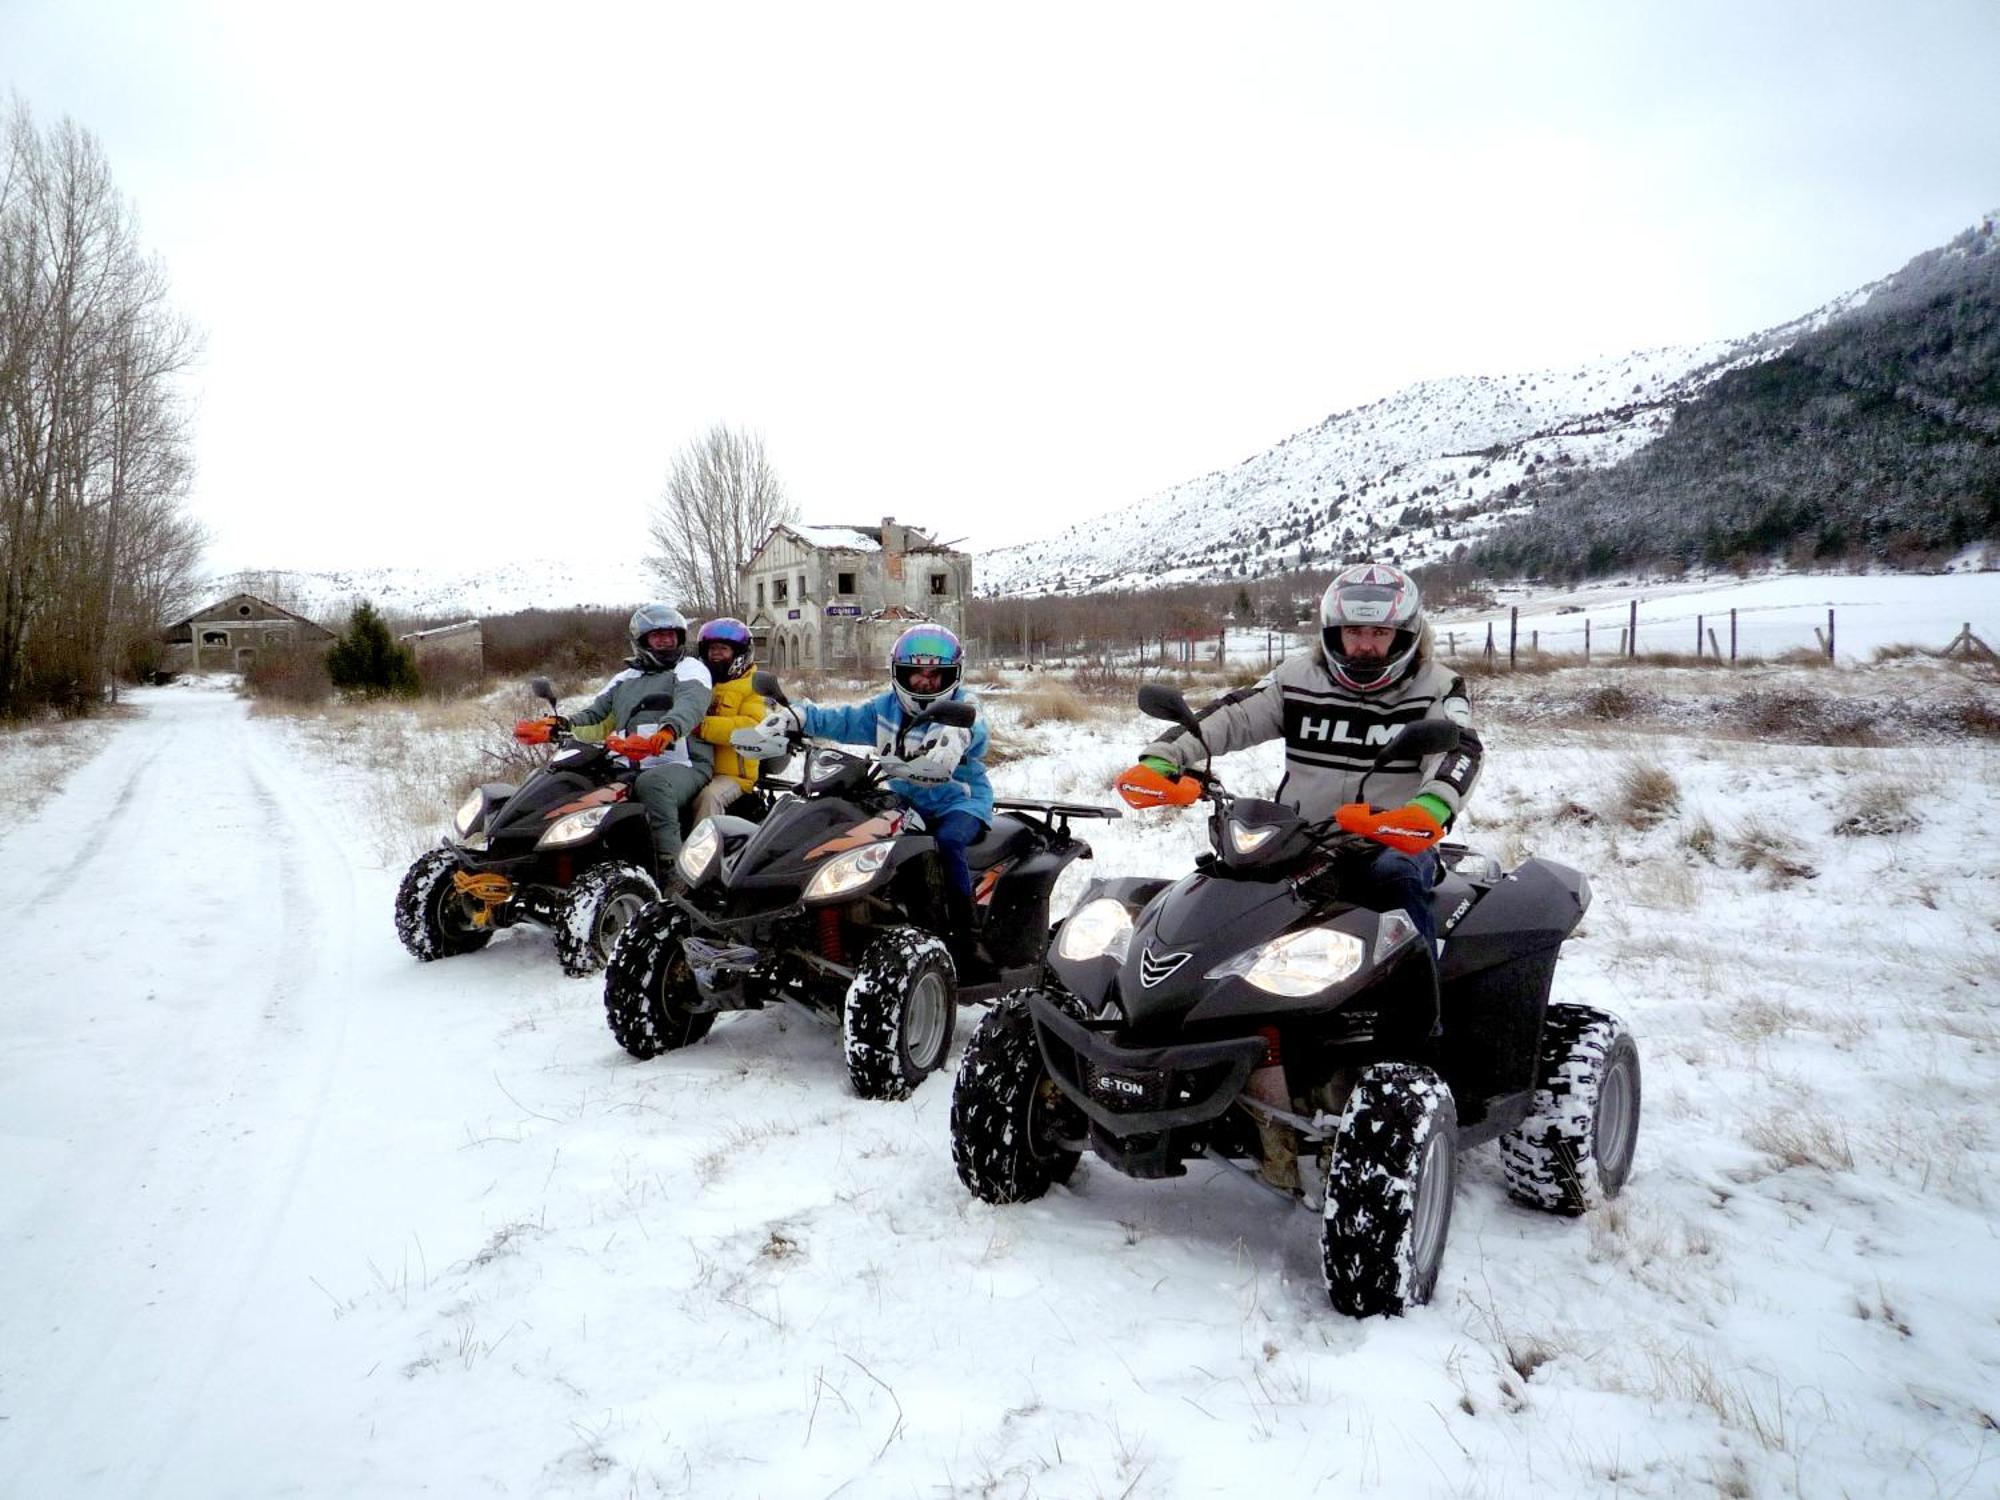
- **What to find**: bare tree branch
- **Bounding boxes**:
[645,424,794,619]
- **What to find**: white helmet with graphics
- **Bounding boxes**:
[1320,563,1423,693]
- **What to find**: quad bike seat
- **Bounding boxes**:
[966,813,1036,871]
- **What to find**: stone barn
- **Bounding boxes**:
[739,517,970,672]
[162,593,334,674]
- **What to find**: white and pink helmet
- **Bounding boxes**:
[1319,563,1423,692]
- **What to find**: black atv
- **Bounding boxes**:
[602,673,1121,1100]
[950,682,1640,1317]
[394,676,773,977]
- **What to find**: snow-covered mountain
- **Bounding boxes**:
[979,289,1883,597]
[203,558,658,624]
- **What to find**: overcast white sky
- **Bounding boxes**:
[4,1,1997,574]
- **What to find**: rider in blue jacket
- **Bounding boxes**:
[759,625,993,974]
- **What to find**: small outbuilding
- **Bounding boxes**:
[162,593,335,674]
[398,619,484,678]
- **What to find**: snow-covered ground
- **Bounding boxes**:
[3,666,1998,1498]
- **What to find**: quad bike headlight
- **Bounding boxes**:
[1226,819,1279,856]
[803,841,893,902]
[677,819,722,886]
[538,805,614,849]
[1206,926,1366,997]
[1056,898,1135,963]
[453,790,486,837]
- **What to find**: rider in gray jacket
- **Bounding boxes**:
[1133,563,1482,948]
[566,605,716,866]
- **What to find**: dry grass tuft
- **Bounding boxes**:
[1680,816,1719,861]
[1615,760,1681,828]
[1831,778,1919,838]
[1745,1108,1855,1173]
[1013,680,1093,728]
[1726,819,1818,884]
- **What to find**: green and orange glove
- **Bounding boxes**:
[607,729,674,759]
[1335,796,1448,854]
[513,717,556,745]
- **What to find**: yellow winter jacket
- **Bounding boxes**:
[695,669,768,791]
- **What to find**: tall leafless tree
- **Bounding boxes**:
[0,100,201,715]
[646,424,793,620]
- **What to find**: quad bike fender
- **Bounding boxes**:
[1439,857,1588,980]
[1434,858,1586,1127]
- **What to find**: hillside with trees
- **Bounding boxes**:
[1474,214,2000,579]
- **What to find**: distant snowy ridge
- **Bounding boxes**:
[205,558,658,624]
[977,280,1885,598]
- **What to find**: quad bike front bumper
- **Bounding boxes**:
[1030,994,1266,1137]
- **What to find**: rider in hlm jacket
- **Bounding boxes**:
[1125,562,1483,951]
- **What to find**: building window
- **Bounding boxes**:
[202,630,227,646]
[773,578,788,603]
[837,572,856,595]
[929,572,949,596]
[796,573,807,600]
[757,580,766,610]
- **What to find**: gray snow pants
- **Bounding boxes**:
[633,762,708,863]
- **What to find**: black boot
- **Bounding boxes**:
[943,887,996,985]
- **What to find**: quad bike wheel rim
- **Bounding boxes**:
[433,879,484,939]
[904,968,950,1069]
[1411,1131,1453,1276]
[1595,1054,1637,1184]
[595,888,648,955]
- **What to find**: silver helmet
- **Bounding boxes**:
[628,604,689,671]
[1319,563,1422,692]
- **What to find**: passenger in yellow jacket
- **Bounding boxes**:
[689,619,768,823]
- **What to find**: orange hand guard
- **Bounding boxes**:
[512,718,554,745]
[1334,801,1444,854]
[607,730,673,759]
[1114,762,1201,810]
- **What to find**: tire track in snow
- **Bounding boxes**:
[0,688,364,1496]
[115,715,370,1496]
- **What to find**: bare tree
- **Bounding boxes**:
[646,424,793,619]
[0,99,200,715]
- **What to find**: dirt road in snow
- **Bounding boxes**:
[0,684,498,1495]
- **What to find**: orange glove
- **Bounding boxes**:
[1335,802,1444,854]
[1114,762,1201,810]
[513,717,555,745]
[607,729,674,759]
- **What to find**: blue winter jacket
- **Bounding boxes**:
[799,689,994,827]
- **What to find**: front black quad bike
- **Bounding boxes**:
[394,676,776,978]
[950,683,1641,1318]
[602,673,1121,1100]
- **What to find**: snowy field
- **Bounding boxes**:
[3,658,1999,1499]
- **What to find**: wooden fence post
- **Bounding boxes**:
[1827,608,1836,661]
[1584,618,1591,663]
[1509,606,1519,668]
[1696,614,1704,659]
[1708,627,1723,659]
[1628,599,1638,658]
[1730,608,1737,663]
[1484,621,1495,665]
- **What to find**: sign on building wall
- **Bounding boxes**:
[825,605,862,617]
[786,609,801,620]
